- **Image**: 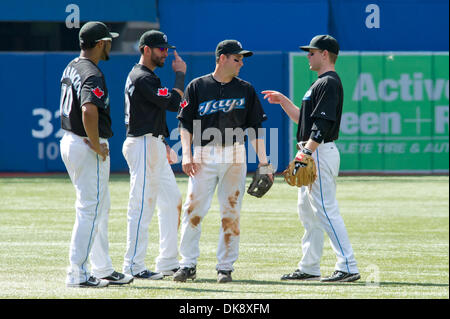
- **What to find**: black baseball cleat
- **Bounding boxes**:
[101,271,134,285]
[320,270,361,283]
[67,276,109,288]
[133,269,164,280]
[173,266,196,282]
[161,267,180,277]
[217,270,232,283]
[281,269,321,281]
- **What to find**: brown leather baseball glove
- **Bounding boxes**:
[282,152,317,188]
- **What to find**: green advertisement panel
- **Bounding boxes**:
[290,52,449,173]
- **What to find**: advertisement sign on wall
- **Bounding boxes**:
[290,52,449,173]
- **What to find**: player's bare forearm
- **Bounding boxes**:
[261,90,299,124]
[296,139,320,158]
[82,103,100,148]
[165,144,178,164]
[250,138,269,166]
[180,128,199,176]
[180,128,193,159]
[82,103,108,160]
[250,138,273,181]
[303,139,320,153]
[280,100,300,124]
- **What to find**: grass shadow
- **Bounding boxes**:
[127,285,233,294]
[122,277,450,288]
[377,282,449,288]
[217,279,449,288]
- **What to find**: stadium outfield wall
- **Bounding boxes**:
[0,51,447,174]
[158,0,449,52]
[0,0,447,52]
[0,52,289,174]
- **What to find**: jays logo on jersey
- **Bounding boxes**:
[198,98,245,116]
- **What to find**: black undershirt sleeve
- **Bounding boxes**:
[309,117,334,143]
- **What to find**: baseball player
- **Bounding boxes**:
[262,35,360,282]
[122,30,186,279]
[174,40,272,283]
[60,21,133,288]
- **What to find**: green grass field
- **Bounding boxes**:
[0,174,448,299]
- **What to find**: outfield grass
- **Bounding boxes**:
[0,174,448,299]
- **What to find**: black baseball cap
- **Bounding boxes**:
[300,35,339,55]
[79,21,119,44]
[215,40,253,58]
[139,30,175,49]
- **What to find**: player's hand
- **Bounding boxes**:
[294,151,308,167]
[84,138,109,161]
[172,50,187,74]
[261,90,289,105]
[294,148,314,171]
[166,144,178,164]
[258,162,274,182]
[182,155,200,177]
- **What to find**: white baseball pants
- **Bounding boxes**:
[297,142,358,276]
[179,144,247,272]
[60,131,114,285]
[122,134,181,275]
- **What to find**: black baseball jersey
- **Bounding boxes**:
[60,57,113,138]
[297,71,343,142]
[124,64,181,137]
[177,74,267,146]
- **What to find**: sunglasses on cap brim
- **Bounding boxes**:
[145,46,169,52]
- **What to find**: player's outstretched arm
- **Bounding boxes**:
[172,50,187,98]
[261,90,299,124]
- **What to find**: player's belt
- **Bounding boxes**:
[147,133,164,140]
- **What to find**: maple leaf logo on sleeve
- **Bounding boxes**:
[157,87,169,96]
[92,87,104,99]
[180,99,188,108]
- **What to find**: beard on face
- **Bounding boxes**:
[151,54,165,67]
[101,44,110,61]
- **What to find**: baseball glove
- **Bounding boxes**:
[282,152,317,188]
[247,164,274,198]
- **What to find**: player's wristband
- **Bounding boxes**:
[174,71,185,91]
[258,163,273,175]
[302,148,313,156]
